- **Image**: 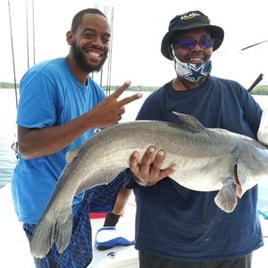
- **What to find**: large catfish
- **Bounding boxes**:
[30,112,268,258]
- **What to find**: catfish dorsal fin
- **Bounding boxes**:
[65,149,79,163]
[172,111,206,133]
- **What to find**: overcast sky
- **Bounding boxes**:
[1,0,268,88]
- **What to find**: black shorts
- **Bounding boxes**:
[139,251,252,268]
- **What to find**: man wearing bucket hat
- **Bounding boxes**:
[124,10,263,268]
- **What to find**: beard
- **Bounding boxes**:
[71,42,107,73]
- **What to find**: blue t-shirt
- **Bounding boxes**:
[125,77,263,261]
[11,58,106,224]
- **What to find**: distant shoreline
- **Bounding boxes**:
[1,82,268,95]
[0,83,157,92]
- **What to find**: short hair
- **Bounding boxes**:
[71,8,107,32]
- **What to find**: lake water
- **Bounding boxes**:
[0,89,17,188]
[0,89,267,214]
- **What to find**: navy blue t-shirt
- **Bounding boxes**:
[125,77,263,261]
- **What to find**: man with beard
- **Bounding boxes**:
[11,8,141,268]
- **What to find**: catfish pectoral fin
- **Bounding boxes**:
[214,179,238,213]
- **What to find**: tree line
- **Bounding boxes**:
[1,81,268,94]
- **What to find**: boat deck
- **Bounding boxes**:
[0,183,267,267]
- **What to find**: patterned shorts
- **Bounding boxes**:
[23,174,125,268]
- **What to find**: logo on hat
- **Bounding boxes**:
[180,12,201,21]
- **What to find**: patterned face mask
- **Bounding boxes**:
[171,46,212,83]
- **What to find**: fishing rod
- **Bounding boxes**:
[92,4,114,95]
[240,39,266,92]
[25,0,30,69]
[8,0,19,157]
[248,73,263,93]
[32,0,36,65]
[106,6,114,95]
[241,40,268,51]
[94,3,104,88]
[26,0,36,68]
[7,0,18,109]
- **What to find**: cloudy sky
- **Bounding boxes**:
[1,0,268,88]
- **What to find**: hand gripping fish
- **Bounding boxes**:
[30,112,268,258]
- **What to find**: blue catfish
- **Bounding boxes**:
[30,112,268,258]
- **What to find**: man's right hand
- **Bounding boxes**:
[129,146,177,187]
[89,80,142,128]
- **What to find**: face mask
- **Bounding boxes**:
[171,46,212,82]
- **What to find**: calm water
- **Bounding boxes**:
[0,90,267,211]
[0,89,17,188]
